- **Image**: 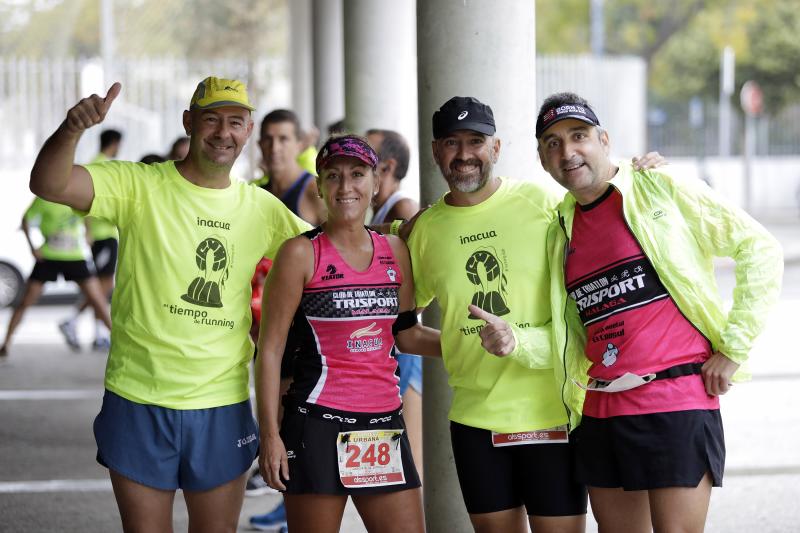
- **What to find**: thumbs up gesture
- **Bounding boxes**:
[468,304,516,357]
[65,82,122,134]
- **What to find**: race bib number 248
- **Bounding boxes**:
[337,429,405,488]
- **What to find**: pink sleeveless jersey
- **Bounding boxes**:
[286,228,403,413]
[565,188,717,418]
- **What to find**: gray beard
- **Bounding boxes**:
[444,161,493,193]
[450,174,487,193]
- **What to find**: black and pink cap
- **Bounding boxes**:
[316,135,379,174]
[535,102,600,138]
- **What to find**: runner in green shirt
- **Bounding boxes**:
[406,97,586,533]
[29,76,309,532]
[0,197,110,356]
[405,96,665,533]
[59,130,123,350]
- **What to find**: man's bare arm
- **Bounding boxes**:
[30,83,121,212]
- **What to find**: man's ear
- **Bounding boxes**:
[383,158,398,178]
[537,144,550,172]
[431,140,440,166]
[491,136,501,163]
[599,129,610,154]
[182,110,192,136]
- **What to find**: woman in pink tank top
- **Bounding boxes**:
[255,135,440,533]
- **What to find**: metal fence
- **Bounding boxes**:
[0,56,284,175]
[648,99,800,157]
[2,54,798,175]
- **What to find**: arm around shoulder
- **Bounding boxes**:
[388,197,420,223]
[388,234,442,358]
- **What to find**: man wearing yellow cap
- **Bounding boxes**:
[29,77,310,531]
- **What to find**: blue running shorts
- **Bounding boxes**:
[396,352,422,395]
[94,390,258,491]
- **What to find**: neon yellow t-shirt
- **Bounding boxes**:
[407,177,564,433]
[85,160,311,409]
[86,154,119,241]
[251,145,318,188]
[24,197,89,261]
[296,145,318,176]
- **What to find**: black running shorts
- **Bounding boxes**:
[450,421,588,516]
[29,259,94,282]
[279,401,421,496]
[572,409,725,491]
[91,238,118,277]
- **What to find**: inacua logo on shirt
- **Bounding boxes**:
[182,236,231,308]
[466,247,510,318]
[347,324,384,353]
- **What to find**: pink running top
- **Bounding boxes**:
[285,227,403,413]
[565,188,717,418]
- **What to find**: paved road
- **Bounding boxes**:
[1,219,798,532]
[0,308,368,533]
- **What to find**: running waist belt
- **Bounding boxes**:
[589,362,704,390]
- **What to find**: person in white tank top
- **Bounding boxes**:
[367,129,419,224]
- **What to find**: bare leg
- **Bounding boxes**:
[353,488,424,533]
[589,486,651,533]
[109,470,175,533]
[529,513,586,533]
[183,471,248,533]
[649,472,712,533]
[74,274,114,314]
[285,494,348,533]
[0,279,44,354]
[469,506,528,533]
[402,387,423,481]
[76,277,111,330]
[99,274,115,299]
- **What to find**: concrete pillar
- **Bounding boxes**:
[416,1,536,530]
[312,0,345,136]
[289,0,314,128]
[99,0,115,87]
[342,0,420,197]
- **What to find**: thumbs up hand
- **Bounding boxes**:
[65,82,122,134]
[468,304,516,357]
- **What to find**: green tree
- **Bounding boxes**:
[0,0,285,60]
[535,0,800,113]
[738,0,800,111]
[535,0,590,54]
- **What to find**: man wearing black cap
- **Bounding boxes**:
[535,91,782,532]
[406,96,588,532]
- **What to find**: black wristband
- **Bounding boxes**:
[392,310,418,336]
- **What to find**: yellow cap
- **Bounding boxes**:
[190,76,255,111]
